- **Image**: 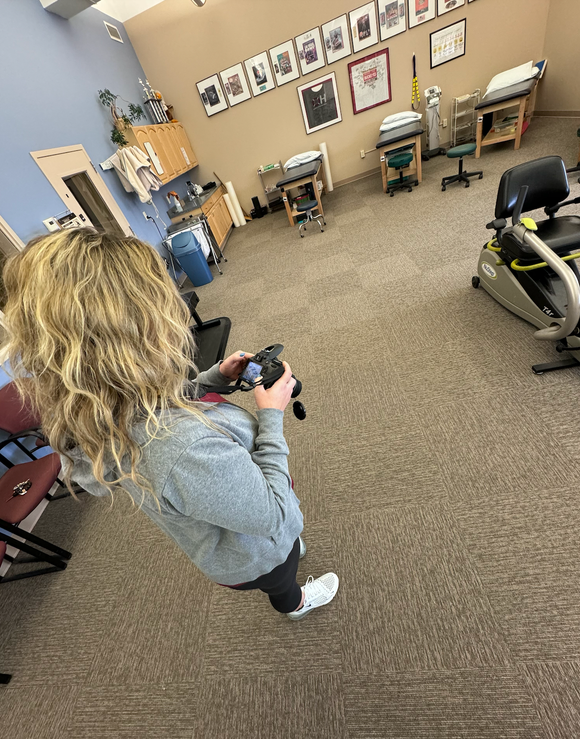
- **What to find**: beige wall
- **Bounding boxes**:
[126,0,550,210]
[536,0,580,113]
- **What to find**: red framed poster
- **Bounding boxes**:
[348,48,392,115]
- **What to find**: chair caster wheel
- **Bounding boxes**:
[532,369,544,375]
[389,192,394,197]
[479,174,483,179]
[465,182,470,188]
[321,229,324,233]
[300,234,304,238]
[441,186,446,192]
[323,221,327,226]
[408,188,413,193]
[472,275,480,289]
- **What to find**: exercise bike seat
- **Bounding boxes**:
[500,215,580,261]
[495,155,580,261]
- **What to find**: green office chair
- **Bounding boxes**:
[387,151,418,197]
[441,143,483,191]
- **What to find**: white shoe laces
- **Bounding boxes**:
[303,575,332,607]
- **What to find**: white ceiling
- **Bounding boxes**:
[95,0,165,23]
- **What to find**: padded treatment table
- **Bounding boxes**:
[375,122,424,192]
[474,77,538,158]
[276,159,325,227]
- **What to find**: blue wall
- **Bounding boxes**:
[0,0,195,248]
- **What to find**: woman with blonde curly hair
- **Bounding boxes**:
[3,228,338,620]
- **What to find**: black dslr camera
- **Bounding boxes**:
[238,344,305,420]
[200,344,305,420]
[238,344,302,396]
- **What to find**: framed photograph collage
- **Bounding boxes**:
[196,0,474,124]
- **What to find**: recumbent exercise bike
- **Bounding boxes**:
[473,155,580,375]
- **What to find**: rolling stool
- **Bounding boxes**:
[297,199,326,238]
[387,151,418,197]
[441,143,483,191]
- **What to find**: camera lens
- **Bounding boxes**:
[291,378,302,398]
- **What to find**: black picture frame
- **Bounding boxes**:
[429,17,466,68]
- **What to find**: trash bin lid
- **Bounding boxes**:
[170,231,201,255]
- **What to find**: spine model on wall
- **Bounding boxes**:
[139,78,170,124]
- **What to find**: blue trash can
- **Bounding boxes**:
[169,231,213,287]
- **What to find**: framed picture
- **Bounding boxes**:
[297,71,342,135]
[430,18,466,67]
[244,51,276,97]
[269,39,300,86]
[408,0,436,28]
[379,0,407,41]
[196,74,228,116]
[348,48,392,115]
[349,2,379,54]
[219,63,251,107]
[321,14,352,64]
[437,0,465,15]
[295,27,325,75]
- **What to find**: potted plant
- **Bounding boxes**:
[97,88,145,146]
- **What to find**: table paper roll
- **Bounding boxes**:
[225,181,246,227]
[319,142,334,192]
[223,193,241,227]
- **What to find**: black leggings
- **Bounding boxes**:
[228,538,302,613]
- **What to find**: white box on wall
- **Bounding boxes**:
[40,0,100,20]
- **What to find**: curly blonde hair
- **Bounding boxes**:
[3,228,210,505]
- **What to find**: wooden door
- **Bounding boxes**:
[205,203,223,246]
[30,145,132,236]
[215,196,232,241]
[147,126,175,181]
[159,124,186,177]
[173,123,198,169]
[132,127,168,182]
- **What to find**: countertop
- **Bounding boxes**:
[166,186,219,218]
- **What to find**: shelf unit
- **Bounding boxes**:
[451,89,481,147]
[257,161,284,211]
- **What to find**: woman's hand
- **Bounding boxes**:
[254,362,296,412]
[220,351,253,381]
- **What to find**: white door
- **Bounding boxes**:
[0,217,24,361]
[31,145,133,237]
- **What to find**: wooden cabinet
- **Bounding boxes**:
[204,194,233,248]
[124,122,198,184]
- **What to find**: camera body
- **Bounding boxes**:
[239,344,302,398]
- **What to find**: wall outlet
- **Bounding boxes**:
[360,149,366,159]
[441,118,448,127]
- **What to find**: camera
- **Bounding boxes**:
[239,344,302,397]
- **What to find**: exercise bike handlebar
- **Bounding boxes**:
[509,222,580,341]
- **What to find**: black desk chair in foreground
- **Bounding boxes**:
[441,143,483,191]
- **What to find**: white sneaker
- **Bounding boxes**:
[287,573,339,621]
[299,536,307,559]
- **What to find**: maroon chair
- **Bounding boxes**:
[0,381,82,499]
[0,452,71,582]
[0,381,44,468]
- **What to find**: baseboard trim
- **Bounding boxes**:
[335,166,381,188]
[535,110,580,118]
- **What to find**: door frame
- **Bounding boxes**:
[30,144,133,237]
[0,216,24,362]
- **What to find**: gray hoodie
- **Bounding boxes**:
[65,363,304,585]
